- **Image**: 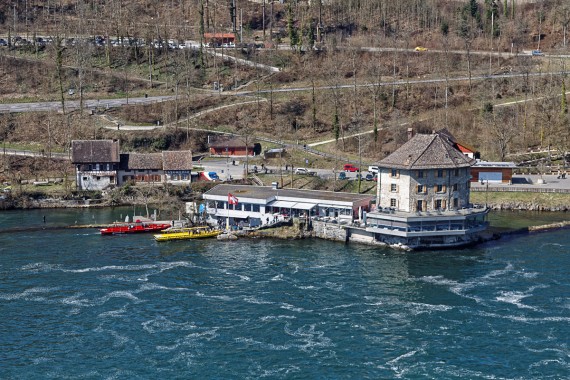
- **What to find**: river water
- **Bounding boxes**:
[1,208,569,379]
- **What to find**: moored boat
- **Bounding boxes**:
[100,221,171,235]
[153,226,222,242]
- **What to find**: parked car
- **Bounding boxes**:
[532,49,544,56]
[295,168,316,176]
[368,165,379,174]
[414,46,428,52]
[365,173,375,181]
[338,172,347,180]
[343,164,360,172]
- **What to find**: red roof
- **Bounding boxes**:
[457,144,476,153]
[204,33,235,39]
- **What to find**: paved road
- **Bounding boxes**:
[0,95,177,114]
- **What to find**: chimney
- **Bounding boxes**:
[407,128,414,140]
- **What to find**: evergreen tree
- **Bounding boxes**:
[333,112,340,142]
[287,4,299,50]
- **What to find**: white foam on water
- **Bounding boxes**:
[98,305,128,318]
[194,291,233,301]
[0,286,60,301]
[137,282,190,293]
[475,310,570,323]
[495,290,537,310]
[167,351,197,367]
[279,303,312,313]
[31,357,52,365]
[529,358,568,371]
[405,302,454,315]
[271,274,284,281]
[219,268,251,281]
[296,285,319,290]
[260,314,296,321]
[99,290,141,304]
[321,303,360,311]
[33,261,196,274]
[495,284,549,311]
[283,323,334,352]
[20,262,62,273]
[257,365,301,378]
[324,281,343,291]
[142,316,197,334]
[387,350,418,366]
[61,293,92,308]
[243,295,273,305]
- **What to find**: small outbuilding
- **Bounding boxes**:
[470,161,517,183]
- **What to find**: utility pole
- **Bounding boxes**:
[262,0,266,40]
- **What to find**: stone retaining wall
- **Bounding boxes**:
[312,221,347,242]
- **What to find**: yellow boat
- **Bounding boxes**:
[153,226,222,242]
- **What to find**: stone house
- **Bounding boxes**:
[377,132,473,212]
[363,132,489,249]
[71,140,120,191]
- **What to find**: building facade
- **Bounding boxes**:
[366,132,489,249]
[72,140,193,190]
[71,140,120,191]
[202,184,373,229]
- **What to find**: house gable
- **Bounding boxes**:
[71,140,120,164]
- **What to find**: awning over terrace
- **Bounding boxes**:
[269,201,317,210]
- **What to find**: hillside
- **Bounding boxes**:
[0,0,569,187]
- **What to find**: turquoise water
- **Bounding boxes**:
[1,209,569,379]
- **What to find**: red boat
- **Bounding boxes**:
[100,221,171,235]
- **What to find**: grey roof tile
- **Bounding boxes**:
[71,140,120,163]
[162,150,193,170]
[378,133,474,170]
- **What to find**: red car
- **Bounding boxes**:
[343,164,360,172]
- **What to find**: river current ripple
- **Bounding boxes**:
[0,209,569,379]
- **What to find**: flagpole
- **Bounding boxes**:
[226,203,229,231]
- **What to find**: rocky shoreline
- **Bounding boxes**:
[486,202,569,212]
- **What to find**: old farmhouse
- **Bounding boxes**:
[72,140,193,190]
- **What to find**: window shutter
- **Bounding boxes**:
[442,185,447,193]
[442,199,447,210]
[434,185,438,193]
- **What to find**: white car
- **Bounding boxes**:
[368,166,379,174]
[295,168,309,174]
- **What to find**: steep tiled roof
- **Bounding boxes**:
[162,151,193,170]
[71,140,120,163]
[378,133,474,170]
[209,136,254,148]
[120,153,163,170]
